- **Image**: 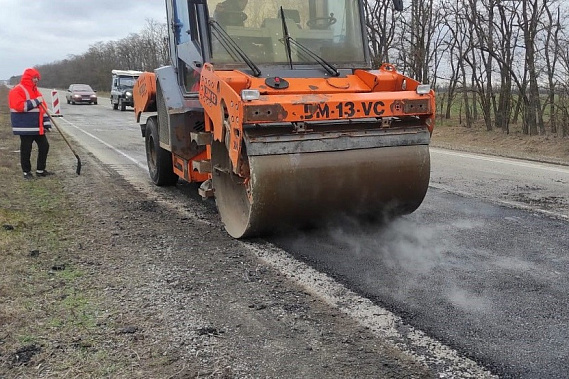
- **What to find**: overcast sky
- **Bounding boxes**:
[0,0,166,79]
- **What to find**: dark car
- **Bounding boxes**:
[110,70,143,111]
[66,84,97,105]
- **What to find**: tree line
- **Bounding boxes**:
[10,1,569,137]
[366,0,569,137]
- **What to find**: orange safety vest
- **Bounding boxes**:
[8,68,49,135]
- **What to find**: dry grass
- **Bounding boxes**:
[432,117,569,165]
[0,86,120,377]
[1,85,198,378]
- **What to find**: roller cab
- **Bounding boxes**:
[135,0,435,238]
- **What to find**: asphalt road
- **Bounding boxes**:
[45,89,569,378]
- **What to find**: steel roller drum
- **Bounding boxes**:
[213,133,431,238]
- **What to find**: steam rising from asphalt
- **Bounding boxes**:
[312,216,493,314]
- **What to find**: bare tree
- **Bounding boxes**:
[541,3,562,134]
[492,0,521,134]
[519,0,546,135]
[465,0,497,131]
[364,0,401,67]
[441,0,475,126]
[556,32,569,137]
[405,0,437,83]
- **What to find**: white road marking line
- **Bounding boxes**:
[244,241,497,378]
[57,117,147,170]
[431,148,569,174]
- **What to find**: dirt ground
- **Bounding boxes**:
[1,88,567,378]
[1,141,438,378]
[431,120,569,166]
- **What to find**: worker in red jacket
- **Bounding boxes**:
[8,68,53,179]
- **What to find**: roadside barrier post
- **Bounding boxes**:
[51,89,63,117]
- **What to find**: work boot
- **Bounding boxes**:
[36,170,54,177]
[23,172,33,180]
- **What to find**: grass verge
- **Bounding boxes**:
[0,85,122,377]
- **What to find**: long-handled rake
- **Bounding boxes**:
[41,103,82,175]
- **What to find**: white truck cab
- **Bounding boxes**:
[110,69,143,111]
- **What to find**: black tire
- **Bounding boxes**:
[145,117,178,186]
[120,99,126,111]
[94,101,98,105]
[113,101,118,110]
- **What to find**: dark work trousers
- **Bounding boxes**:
[20,134,49,173]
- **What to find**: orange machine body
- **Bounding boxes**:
[134,0,436,238]
[199,62,435,180]
[134,71,157,124]
[135,62,435,185]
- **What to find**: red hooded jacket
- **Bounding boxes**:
[8,68,50,135]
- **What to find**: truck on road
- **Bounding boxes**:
[111,70,143,111]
